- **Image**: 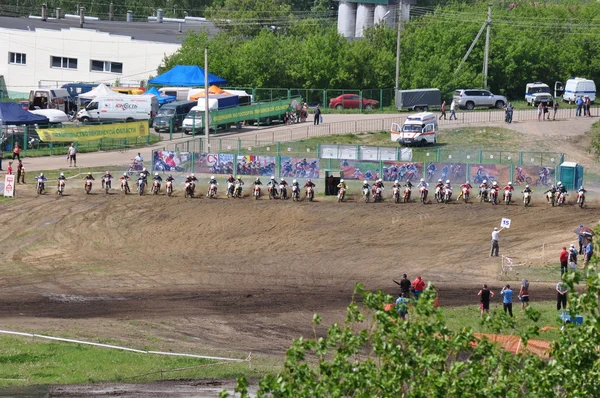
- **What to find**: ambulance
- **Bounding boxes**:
[391,112,438,146]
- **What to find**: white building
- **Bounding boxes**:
[0,16,215,96]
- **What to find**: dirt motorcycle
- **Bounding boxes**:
[479,187,488,202]
[121,178,130,194]
[208,183,218,199]
[305,186,314,202]
[546,191,555,207]
[292,185,300,201]
[233,182,243,198]
[151,179,161,195]
[337,187,346,202]
[577,190,585,208]
[362,187,370,203]
[57,179,65,196]
[127,160,143,177]
[84,178,93,194]
[461,187,470,203]
[555,191,567,206]
[403,187,411,203]
[435,186,443,203]
[490,188,499,205]
[419,187,428,203]
[504,189,512,205]
[267,184,278,199]
[166,180,173,197]
[185,181,195,198]
[103,177,112,194]
[523,191,531,207]
[392,186,400,204]
[137,178,146,196]
[443,187,452,204]
[279,184,287,200]
[36,178,46,195]
[253,184,261,200]
[373,187,384,203]
[226,181,235,198]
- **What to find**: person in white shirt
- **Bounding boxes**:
[490,227,503,257]
[67,143,77,167]
[449,100,458,120]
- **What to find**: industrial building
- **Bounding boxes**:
[337,0,414,38]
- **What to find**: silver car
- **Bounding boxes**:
[453,89,507,110]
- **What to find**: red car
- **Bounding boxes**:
[329,94,379,110]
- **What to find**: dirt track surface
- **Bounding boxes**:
[1,186,598,358]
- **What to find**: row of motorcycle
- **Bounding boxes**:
[38,176,173,197]
[196,181,315,201]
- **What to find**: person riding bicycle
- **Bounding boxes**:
[101,171,114,189]
[543,185,557,203]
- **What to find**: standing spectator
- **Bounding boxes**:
[490,227,502,257]
[559,246,569,276]
[552,100,559,120]
[12,142,21,160]
[393,274,412,298]
[576,96,583,117]
[449,99,457,120]
[67,143,77,167]
[578,225,584,254]
[543,102,549,120]
[7,161,12,175]
[556,281,568,311]
[412,275,425,300]
[395,293,409,320]
[477,283,494,316]
[537,102,543,121]
[519,279,529,310]
[326,174,334,195]
[439,100,447,120]
[19,165,25,184]
[584,96,591,117]
[500,284,513,317]
[569,244,578,270]
[313,106,321,126]
[584,239,594,268]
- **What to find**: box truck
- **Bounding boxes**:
[395,88,441,111]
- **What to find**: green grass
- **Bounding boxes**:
[0,335,277,387]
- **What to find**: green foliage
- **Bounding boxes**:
[205,0,293,37]
[226,228,600,396]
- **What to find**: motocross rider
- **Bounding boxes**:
[503,182,515,198]
[578,185,587,195]
[557,181,568,196]
[120,173,130,184]
[279,178,289,198]
[206,175,218,196]
[235,176,244,195]
[35,172,47,186]
[303,179,315,195]
[417,178,428,189]
[83,172,95,188]
[457,180,473,200]
[165,174,175,183]
[337,179,347,191]
[361,180,371,192]
[140,167,151,180]
[392,180,401,189]
[404,180,413,189]
[57,172,66,189]
[444,179,452,190]
[267,176,278,196]
[291,179,300,196]
[152,172,163,191]
[435,179,444,191]
[522,185,532,194]
[543,185,557,203]
[101,171,113,189]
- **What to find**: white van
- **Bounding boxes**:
[391,112,438,146]
[29,88,75,113]
[181,103,217,134]
[76,95,159,123]
[561,78,596,103]
[159,87,192,101]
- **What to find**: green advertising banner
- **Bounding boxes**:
[210,98,297,126]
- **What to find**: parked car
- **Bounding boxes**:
[525,82,553,107]
[453,89,507,110]
[329,94,379,110]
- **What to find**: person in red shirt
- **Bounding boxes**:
[7,161,12,175]
[559,246,569,276]
[412,276,425,300]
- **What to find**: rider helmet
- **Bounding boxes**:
[293,179,297,183]
[155,172,159,176]
[281,178,285,181]
[237,176,241,180]
[168,174,172,178]
[493,181,498,186]
[340,179,344,183]
[191,173,195,178]
[60,172,64,177]
[525,185,530,189]
[420,178,424,182]
[466,180,470,184]
[106,171,110,174]
[123,172,127,176]
[40,173,44,177]
[557,181,562,186]
[446,179,450,184]
[551,184,556,189]
[378,179,382,183]
[394,180,399,184]
[211,175,215,179]
[363,180,368,184]
[406,180,410,183]
[483,179,487,184]
[580,186,584,190]
[438,179,442,183]
[142,168,147,172]
[307,179,311,183]
[508,181,513,185]
[229,174,233,178]
[271,176,275,179]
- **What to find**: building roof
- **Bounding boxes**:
[0,16,218,44]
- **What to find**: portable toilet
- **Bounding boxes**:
[559,161,584,190]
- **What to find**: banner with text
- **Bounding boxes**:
[37,121,149,142]
[210,98,293,126]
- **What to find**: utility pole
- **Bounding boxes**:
[204,47,210,151]
[394,1,402,94]
[483,3,492,89]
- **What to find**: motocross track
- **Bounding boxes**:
[1,186,598,358]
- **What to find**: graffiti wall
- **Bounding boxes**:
[382,162,423,182]
[469,164,511,185]
[280,157,320,178]
[152,150,193,173]
[515,165,555,187]
[236,155,276,177]
[425,162,467,183]
[339,160,380,181]
[193,153,234,175]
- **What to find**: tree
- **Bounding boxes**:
[205,0,293,37]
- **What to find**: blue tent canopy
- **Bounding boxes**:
[0,102,49,125]
[145,87,176,105]
[148,65,227,87]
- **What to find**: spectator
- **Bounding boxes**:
[67,143,77,167]
[584,96,591,117]
[412,275,425,300]
[584,239,594,268]
[559,246,569,276]
[16,160,24,183]
[313,106,321,126]
[439,100,447,120]
[543,102,549,120]
[12,143,21,161]
[552,100,559,121]
[393,274,412,298]
[556,281,568,311]
[326,174,334,195]
[576,96,583,117]
[7,161,12,175]
[537,102,543,121]
[395,293,409,320]
[477,283,494,316]
[449,100,457,120]
[569,244,578,270]
[19,165,25,184]
[500,284,513,317]
[578,225,584,254]
[490,227,502,257]
[519,279,529,310]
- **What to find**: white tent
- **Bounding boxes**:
[78,83,118,100]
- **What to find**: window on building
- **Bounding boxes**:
[9,52,26,65]
[90,60,123,74]
[51,56,77,69]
